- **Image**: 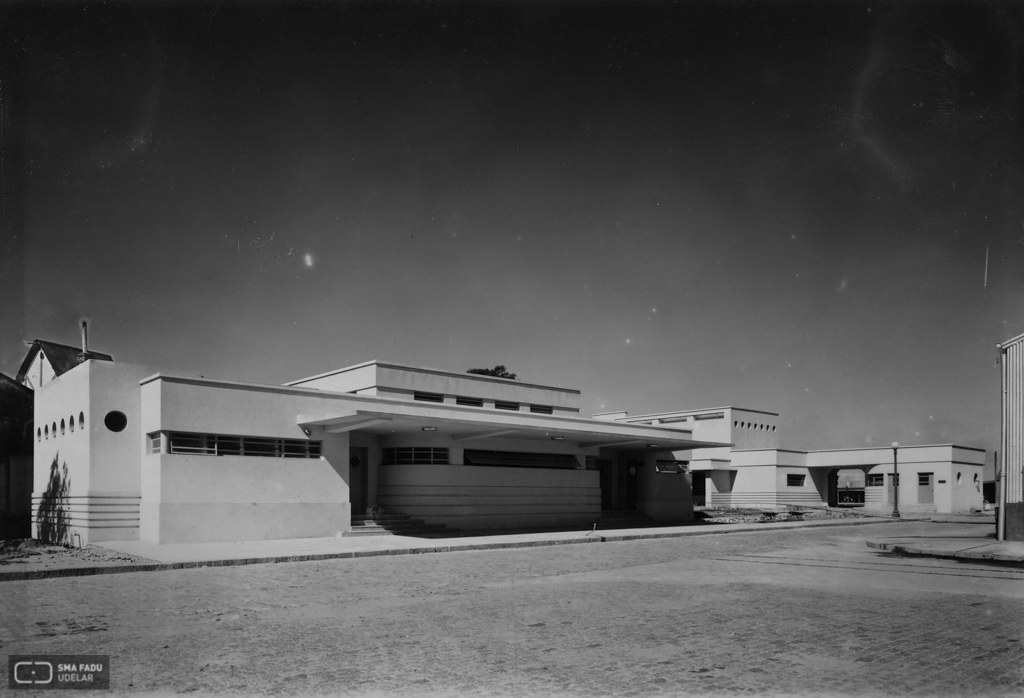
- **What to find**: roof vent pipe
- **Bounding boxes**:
[77,318,90,364]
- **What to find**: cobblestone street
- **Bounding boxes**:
[2,522,1022,696]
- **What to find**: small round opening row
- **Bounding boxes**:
[38,410,128,440]
[734,420,776,432]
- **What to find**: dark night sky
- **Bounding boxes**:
[1,1,1021,452]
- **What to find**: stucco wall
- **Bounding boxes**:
[141,432,350,544]
[635,452,693,522]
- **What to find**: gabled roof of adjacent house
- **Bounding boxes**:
[15,340,114,384]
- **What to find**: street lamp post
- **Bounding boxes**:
[891,442,900,519]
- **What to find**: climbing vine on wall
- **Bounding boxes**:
[37,454,71,546]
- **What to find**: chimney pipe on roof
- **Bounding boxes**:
[77,318,90,364]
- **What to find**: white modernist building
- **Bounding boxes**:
[601,406,985,516]
[23,341,985,547]
[26,350,724,545]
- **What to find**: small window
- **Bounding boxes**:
[529,404,553,414]
[919,474,931,486]
[44,425,49,439]
[867,474,884,487]
[79,411,85,428]
[456,396,484,407]
[413,391,444,403]
[70,415,75,432]
[37,427,41,442]
[104,411,128,432]
[733,421,738,427]
[382,447,449,465]
[149,433,163,455]
[772,426,776,432]
[52,422,57,436]
[495,401,519,411]
[655,460,688,474]
[61,419,65,435]
[787,474,805,487]
[956,472,962,485]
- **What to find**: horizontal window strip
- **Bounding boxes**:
[463,450,580,470]
[456,396,484,407]
[382,447,449,465]
[167,432,322,459]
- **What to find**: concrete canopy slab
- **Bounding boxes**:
[297,406,729,452]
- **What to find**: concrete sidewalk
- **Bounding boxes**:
[866,526,1024,564]
[1,516,896,582]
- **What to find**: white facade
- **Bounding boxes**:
[31,358,723,545]
[608,408,985,515]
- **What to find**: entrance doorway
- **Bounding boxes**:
[918,473,934,505]
[617,461,639,510]
[349,447,368,516]
[596,459,614,510]
[827,469,839,508]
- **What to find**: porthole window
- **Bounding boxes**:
[733,420,738,428]
[973,473,979,483]
[79,411,85,428]
[104,411,128,433]
[37,427,41,442]
[61,419,65,435]
[956,472,962,485]
[44,425,49,439]
[772,426,777,432]
[70,415,75,432]
[52,422,57,436]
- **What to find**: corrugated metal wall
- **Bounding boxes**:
[1002,333,1024,505]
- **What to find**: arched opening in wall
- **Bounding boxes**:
[61,419,65,435]
[104,411,128,433]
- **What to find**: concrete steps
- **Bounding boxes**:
[343,514,453,537]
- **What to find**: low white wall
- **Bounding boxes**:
[141,450,349,544]
[379,463,600,530]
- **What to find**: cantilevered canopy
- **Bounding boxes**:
[298,402,729,453]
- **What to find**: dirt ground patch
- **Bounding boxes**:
[0,539,154,572]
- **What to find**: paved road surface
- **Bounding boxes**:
[2,521,1022,696]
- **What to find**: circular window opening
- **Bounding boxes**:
[772,425,777,432]
[37,427,41,442]
[733,421,738,428]
[104,411,128,433]
[52,422,57,436]
[79,411,85,428]
[61,419,66,435]
[70,416,75,432]
[956,472,962,485]
[44,425,49,439]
